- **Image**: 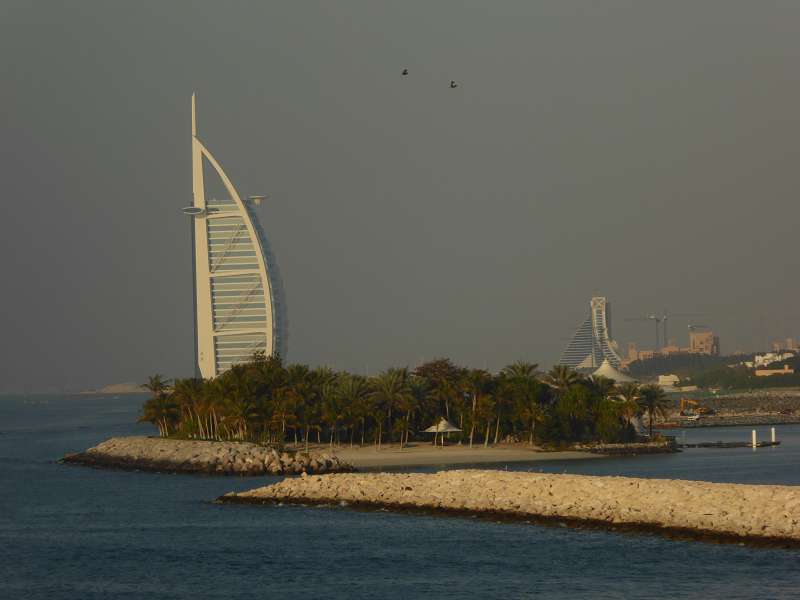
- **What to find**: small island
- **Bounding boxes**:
[63,356,677,475]
[135,356,674,453]
[78,382,148,395]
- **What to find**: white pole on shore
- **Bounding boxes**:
[772,427,776,443]
[751,429,757,449]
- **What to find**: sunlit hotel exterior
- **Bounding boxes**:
[559,297,624,370]
[185,95,287,378]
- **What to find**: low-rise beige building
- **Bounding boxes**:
[621,329,721,367]
[755,365,795,377]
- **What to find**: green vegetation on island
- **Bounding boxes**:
[139,355,672,448]
[687,366,800,390]
[627,354,738,379]
[629,353,800,391]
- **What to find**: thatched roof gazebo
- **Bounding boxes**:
[423,418,461,446]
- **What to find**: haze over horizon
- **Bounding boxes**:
[3,1,800,393]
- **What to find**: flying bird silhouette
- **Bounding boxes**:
[449,80,458,89]
[402,68,409,75]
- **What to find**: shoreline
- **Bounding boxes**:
[61,436,354,476]
[221,470,800,547]
[326,443,601,470]
[327,441,676,470]
[59,437,677,475]
[221,495,799,549]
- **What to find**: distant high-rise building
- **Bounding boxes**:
[559,297,623,370]
[688,330,719,356]
[185,95,288,378]
[772,338,798,352]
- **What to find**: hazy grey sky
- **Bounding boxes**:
[3,1,800,392]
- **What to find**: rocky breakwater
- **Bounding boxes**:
[62,436,354,476]
[222,470,800,545]
[572,440,678,455]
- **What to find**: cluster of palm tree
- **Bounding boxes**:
[139,355,673,447]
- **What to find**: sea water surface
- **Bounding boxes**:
[2,394,799,599]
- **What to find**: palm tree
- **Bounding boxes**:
[321,378,344,446]
[513,376,547,446]
[617,381,641,404]
[203,378,228,441]
[218,365,258,440]
[309,367,336,444]
[139,394,179,437]
[337,374,370,447]
[585,375,617,428]
[172,378,205,437]
[501,361,539,379]
[616,381,641,429]
[587,375,617,402]
[462,369,492,447]
[413,358,463,421]
[544,365,581,397]
[139,374,176,437]
[637,384,672,436]
[397,376,429,448]
[501,363,548,445]
[595,397,627,442]
[369,368,412,448]
[271,384,297,445]
[251,353,287,437]
[286,364,314,450]
[554,384,591,441]
[491,373,515,444]
[475,393,496,447]
[141,374,171,399]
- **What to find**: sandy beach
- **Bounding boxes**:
[62,437,604,475]
[317,443,599,470]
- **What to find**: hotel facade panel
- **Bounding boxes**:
[187,95,287,378]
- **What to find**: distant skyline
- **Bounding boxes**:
[3,1,800,392]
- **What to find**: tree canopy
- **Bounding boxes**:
[139,356,656,447]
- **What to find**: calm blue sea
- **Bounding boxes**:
[2,394,799,600]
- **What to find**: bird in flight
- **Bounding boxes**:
[449,80,459,89]
[402,68,409,75]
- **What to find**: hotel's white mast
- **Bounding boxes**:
[185,94,285,378]
[189,94,215,377]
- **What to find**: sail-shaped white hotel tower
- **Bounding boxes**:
[558,297,622,371]
[185,95,287,378]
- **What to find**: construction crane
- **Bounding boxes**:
[625,315,662,350]
[626,311,707,351]
[660,311,706,348]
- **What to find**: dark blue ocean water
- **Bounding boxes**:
[2,394,799,599]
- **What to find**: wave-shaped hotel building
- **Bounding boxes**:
[185,95,287,378]
[559,297,623,371]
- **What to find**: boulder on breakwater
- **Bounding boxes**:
[221,470,800,544]
[62,436,355,476]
